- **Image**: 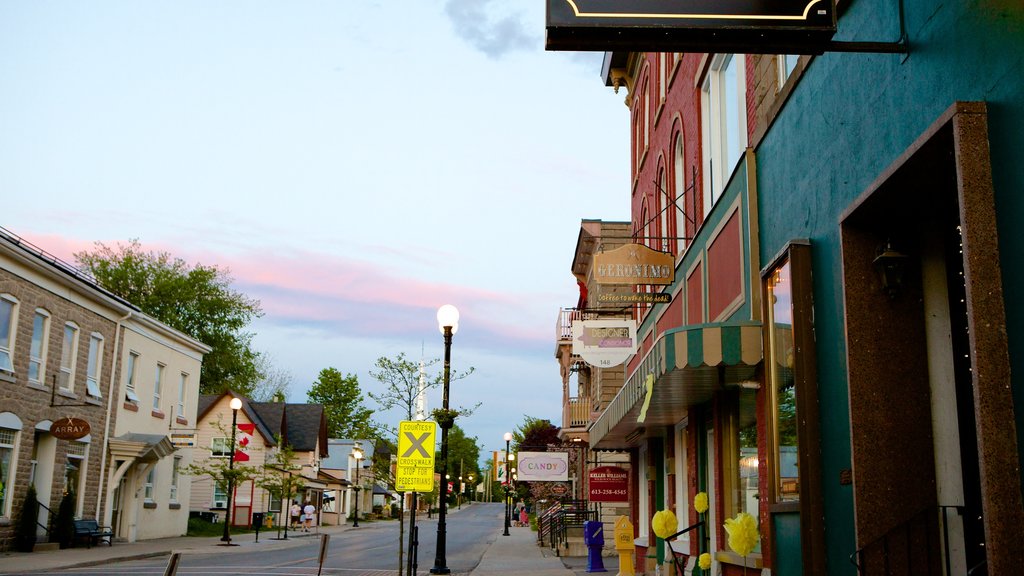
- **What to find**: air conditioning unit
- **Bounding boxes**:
[214,500,227,509]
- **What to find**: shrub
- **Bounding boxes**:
[14,485,39,552]
[51,489,76,548]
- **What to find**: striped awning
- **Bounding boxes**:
[590,322,763,449]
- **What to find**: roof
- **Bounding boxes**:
[198,391,328,457]
[321,439,375,470]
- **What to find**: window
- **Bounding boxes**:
[659,54,668,102]
[65,440,87,514]
[0,428,15,516]
[177,373,187,418]
[658,167,669,253]
[59,323,80,391]
[211,437,230,457]
[153,363,164,411]
[767,258,799,502]
[170,456,181,502]
[28,310,50,385]
[725,386,760,554]
[85,334,103,398]
[125,352,140,402]
[673,134,688,253]
[0,295,17,372]
[144,467,155,501]
[702,54,747,214]
[778,54,799,87]
[213,482,228,508]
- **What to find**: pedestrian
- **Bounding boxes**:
[303,501,316,532]
[290,501,301,529]
[519,505,528,527]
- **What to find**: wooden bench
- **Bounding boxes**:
[73,519,113,548]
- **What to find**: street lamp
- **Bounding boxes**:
[467,474,474,503]
[503,432,512,536]
[221,396,243,545]
[458,476,463,510]
[352,443,363,527]
[431,304,459,575]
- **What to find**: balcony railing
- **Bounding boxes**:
[563,396,591,429]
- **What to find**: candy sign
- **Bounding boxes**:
[517,452,569,482]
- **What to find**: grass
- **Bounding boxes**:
[186,517,255,537]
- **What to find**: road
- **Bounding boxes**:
[27,503,508,576]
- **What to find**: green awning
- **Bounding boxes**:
[590,322,763,449]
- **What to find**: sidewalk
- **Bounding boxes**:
[0,523,340,575]
[0,518,594,575]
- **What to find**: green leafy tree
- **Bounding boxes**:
[14,485,38,552]
[307,368,377,439]
[513,416,561,452]
[75,240,264,395]
[256,438,305,536]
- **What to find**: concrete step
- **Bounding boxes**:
[33,542,60,552]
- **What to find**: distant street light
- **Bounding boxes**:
[220,397,243,545]
[431,304,459,575]
[352,443,363,527]
[503,432,512,536]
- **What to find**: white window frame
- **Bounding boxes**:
[213,481,228,508]
[177,373,187,418]
[211,437,230,458]
[658,167,669,253]
[170,456,181,502]
[674,134,688,255]
[65,439,88,515]
[637,445,649,539]
[0,294,18,373]
[778,54,799,88]
[0,427,18,518]
[59,322,80,391]
[673,420,691,549]
[701,54,747,215]
[125,351,140,402]
[85,333,103,398]
[144,466,155,502]
[28,309,50,386]
[153,363,165,411]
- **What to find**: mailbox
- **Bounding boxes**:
[584,521,605,546]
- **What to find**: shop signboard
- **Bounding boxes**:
[589,466,629,502]
[50,417,90,440]
[517,451,569,482]
[573,319,637,368]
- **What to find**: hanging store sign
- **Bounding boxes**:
[50,417,90,440]
[593,244,674,286]
[545,0,837,54]
[573,319,638,368]
[589,466,629,502]
[598,292,671,304]
[518,452,570,482]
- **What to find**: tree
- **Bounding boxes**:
[183,415,260,514]
[368,352,477,435]
[75,240,264,395]
[514,416,561,452]
[51,488,76,549]
[307,368,377,440]
[250,354,292,402]
[256,438,305,537]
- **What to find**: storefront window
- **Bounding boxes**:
[0,429,14,516]
[767,260,799,501]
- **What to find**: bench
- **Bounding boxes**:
[73,519,113,548]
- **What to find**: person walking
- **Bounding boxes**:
[519,505,528,527]
[290,501,302,530]
[303,501,316,532]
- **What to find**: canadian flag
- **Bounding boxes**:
[234,422,255,462]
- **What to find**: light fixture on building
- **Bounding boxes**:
[874,241,910,298]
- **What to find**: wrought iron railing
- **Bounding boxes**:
[536,499,597,552]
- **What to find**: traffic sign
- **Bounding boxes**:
[396,420,437,492]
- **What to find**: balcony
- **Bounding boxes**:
[563,396,591,430]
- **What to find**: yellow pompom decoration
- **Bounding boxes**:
[724,512,760,557]
[694,491,709,514]
[698,552,712,570]
[651,509,678,539]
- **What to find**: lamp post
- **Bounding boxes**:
[431,304,459,575]
[467,474,474,503]
[458,476,463,510]
[352,443,363,527]
[220,397,243,545]
[502,432,512,536]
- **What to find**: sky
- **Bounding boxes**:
[0,1,630,462]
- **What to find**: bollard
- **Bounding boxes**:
[614,516,635,576]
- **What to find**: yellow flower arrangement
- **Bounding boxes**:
[693,491,709,514]
[651,509,678,539]
[698,552,712,570]
[723,512,760,557]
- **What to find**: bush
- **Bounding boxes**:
[51,489,76,548]
[14,485,38,552]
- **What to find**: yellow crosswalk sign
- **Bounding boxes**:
[396,420,437,492]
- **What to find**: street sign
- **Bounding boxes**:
[396,420,437,493]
